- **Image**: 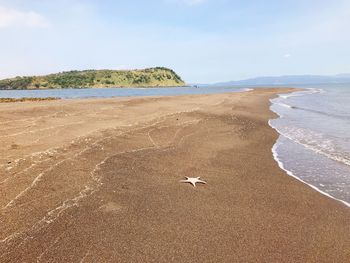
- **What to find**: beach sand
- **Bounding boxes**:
[0,88,349,262]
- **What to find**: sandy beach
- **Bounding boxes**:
[0,88,349,262]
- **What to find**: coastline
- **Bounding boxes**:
[0,88,349,262]
[269,89,350,208]
[272,141,350,208]
[0,86,246,100]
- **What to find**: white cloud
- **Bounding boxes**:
[0,6,49,28]
[284,54,291,58]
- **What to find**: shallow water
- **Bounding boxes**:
[270,84,350,206]
[0,86,248,99]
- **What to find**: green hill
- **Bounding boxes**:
[0,67,185,90]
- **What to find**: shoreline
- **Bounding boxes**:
[272,141,350,208]
[269,89,350,208]
[0,88,349,262]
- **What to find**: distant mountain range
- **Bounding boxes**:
[211,74,350,87]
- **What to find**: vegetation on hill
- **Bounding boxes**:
[0,97,59,103]
[0,67,185,90]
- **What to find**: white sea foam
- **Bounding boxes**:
[270,125,350,167]
[275,102,292,109]
[243,88,254,92]
[278,88,322,99]
[269,88,350,208]
[271,140,350,208]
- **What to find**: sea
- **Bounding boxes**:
[0,86,247,99]
[1,84,349,207]
[270,84,350,207]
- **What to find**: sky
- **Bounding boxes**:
[0,0,349,83]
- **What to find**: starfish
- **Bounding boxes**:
[180,177,207,187]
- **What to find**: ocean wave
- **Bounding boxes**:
[270,88,350,167]
[275,102,292,109]
[286,105,350,121]
[278,88,323,99]
[269,87,350,208]
[270,123,350,167]
[270,88,323,112]
[272,141,350,208]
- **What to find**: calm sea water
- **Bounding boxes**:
[270,84,350,206]
[0,86,248,99]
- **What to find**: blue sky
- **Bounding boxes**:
[0,0,349,83]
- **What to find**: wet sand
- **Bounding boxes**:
[0,88,349,262]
